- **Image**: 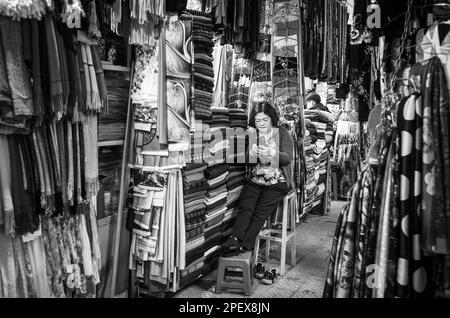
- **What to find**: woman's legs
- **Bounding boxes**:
[231,181,262,242]
[240,183,288,250]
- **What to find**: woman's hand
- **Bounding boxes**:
[258,146,276,163]
[250,144,259,157]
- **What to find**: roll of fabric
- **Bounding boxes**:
[157,28,168,145]
[91,45,109,112]
[84,43,102,112]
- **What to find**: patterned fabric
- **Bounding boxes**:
[324,57,450,298]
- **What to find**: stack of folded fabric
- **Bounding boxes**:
[183,162,208,272]
[302,128,316,214]
[181,9,215,122]
[221,165,246,239]
[304,110,334,215]
[225,108,248,164]
[209,107,230,128]
[179,255,205,288]
[203,163,229,267]
[186,121,211,164]
[229,108,248,128]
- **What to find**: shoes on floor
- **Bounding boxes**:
[262,269,278,285]
[254,263,265,279]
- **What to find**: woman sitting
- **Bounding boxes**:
[221,101,294,256]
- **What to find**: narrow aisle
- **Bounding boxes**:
[174,201,347,298]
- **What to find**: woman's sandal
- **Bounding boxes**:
[220,236,241,257]
[262,269,278,285]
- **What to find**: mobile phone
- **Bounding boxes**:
[258,136,267,148]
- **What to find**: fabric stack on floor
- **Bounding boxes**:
[202,163,229,273]
[304,110,334,215]
[222,165,246,239]
[181,162,208,287]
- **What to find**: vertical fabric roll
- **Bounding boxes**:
[91,45,109,113]
[0,135,14,237]
[83,115,99,199]
[85,43,102,112]
[157,26,168,146]
[80,43,92,111]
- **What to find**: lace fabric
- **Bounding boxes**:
[0,0,52,21]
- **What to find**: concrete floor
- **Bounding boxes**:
[173,200,347,298]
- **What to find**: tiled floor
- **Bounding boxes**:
[173,200,347,298]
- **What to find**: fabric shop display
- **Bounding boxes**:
[0,10,105,298]
[129,15,190,295]
[324,36,450,297]
[302,0,348,82]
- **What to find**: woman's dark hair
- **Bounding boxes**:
[248,102,279,128]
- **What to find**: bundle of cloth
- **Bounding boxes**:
[180,9,215,122]
[0,14,105,298]
[303,129,317,213]
[229,108,247,128]
[221,165,245,239]
[0,127,102,298]
[185,121,211,165]
[209,107,230,128]
[203,163,229,267]
[179,161,207,287]
[304,110,334,215]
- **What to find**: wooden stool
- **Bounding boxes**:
[215,252,254,296]
[254,190,298,276]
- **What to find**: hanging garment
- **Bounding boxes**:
[91,45,109,112]
[83,115,99,198]
[0,135,14,236]
[0,0,51,20]
[44,15,64,117]
[0,17,34,117]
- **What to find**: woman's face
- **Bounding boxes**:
[255,112,272,133]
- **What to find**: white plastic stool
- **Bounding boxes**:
[253,189,298,276]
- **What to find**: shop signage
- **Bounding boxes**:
[367,0,381,29]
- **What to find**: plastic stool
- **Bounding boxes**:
[254,189,298,276]
[215,252,254,296]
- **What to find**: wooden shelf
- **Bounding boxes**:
[102,62,130,72]
[98,140,125,147]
